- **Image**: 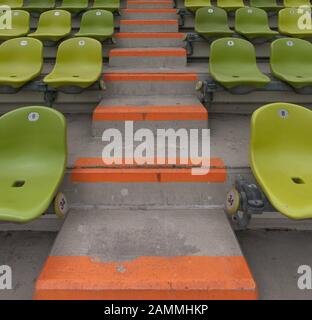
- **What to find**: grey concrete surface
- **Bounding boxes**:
[1,230,312,299]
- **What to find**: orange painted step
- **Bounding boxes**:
[127,0,173,4]
[109,48,186,57]
[123,8,177,12]
[71,158,226,183]
[93,104,207,121]
[35,256,257,300]
[104,73,198,81]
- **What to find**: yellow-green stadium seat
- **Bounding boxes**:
[0,10,29,40]
[250,0,281,11]
[209,37,270,90]
[0,37,42,89]
[270,38,312,89]
[58,0,88,14]
[75,9,114,42]
[28,10,71,42]
[278,7,312,38]
[195,7,233,39]
[25,0,55,13]
[44,37,103,90]
[217,0,244,12]
[184,0,211,13]
[93,0,120,13]
[250,102,312,219]
[283,0,311,7]
[0,0,23,8]
[0,106,67,223]
[235,7,278,40]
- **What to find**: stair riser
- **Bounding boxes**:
[120,23,178,32]
[127,3,174,9]
[109,55,186,67]
[121,11,178,19]
[116,37,185,47]
[92,120,209,137]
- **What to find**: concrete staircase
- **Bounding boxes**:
[33,1,258,300]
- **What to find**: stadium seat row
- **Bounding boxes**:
[195,7,312,40]
[0,0,120,13]
[209,37,312,91]
[186,0,312,12]
[0,9,114,42]
[0,37,102,91]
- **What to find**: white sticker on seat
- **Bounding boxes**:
[79,40,85,46]
[247,9,253,13]
[96,11,102,15]
[278,109,289,119]
[208,8,213,13]
[227,40,234,46]
[54,11,61,16]
[20,40,28,46]
[28,112,40,122]
[286,40,294,46]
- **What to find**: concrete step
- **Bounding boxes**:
[103,72,198,95]
[92,95,207,136]
[120,19,179,32]
[115,32,186,47]
[109,48,187,68]
[34,208,257,300]
[127,0,174,9]
[121,8,178,19]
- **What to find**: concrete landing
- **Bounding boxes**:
[34,209,257,300]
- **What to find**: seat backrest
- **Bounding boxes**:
[0,0,23,7]
[0,37,43,69]
[283,0,310,7]
[251,103,312,162]
[250,0,278,7]
[270,37,312,69]
[79,9,114,32]
[61,0,88,6]
[54,37,102,70]
[279,7,310,31]
[0,106,66,166]
[27,0,55,7]
[36,10,71,30]
[235,7,270,28]
[210,37,257,68]
[11,10,30,29]
[94,0,119,5]
[217,0,245,7]
[195,6,228,28]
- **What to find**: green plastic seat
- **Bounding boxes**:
[250,0,281,11]
[28,10,71,42]
[0,106,66,223]
[93,0,120,13]
[44,37,102,90]
[75,10,114,42]
[0,10,29,40]
[235,7,278,40]
[216,0,244,12]
[58,0,88,14]
[184,0,211,13]
[0,0,23,8]
[278,7,312,38]
[270,38,312,89]
[195,7,233,39]
[25,0,55,13]
[0,37,42,89]
[283,0,311,7]
[250,102,312,219]
[209,37,270,90]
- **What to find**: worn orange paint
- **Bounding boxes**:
[109,48,186,57]
[70,158,226,183]
[115,32,185,38]
[34,256,258,300]
[104,73,198,81]
[120,19,178,25]
[128,1,173,4]
[93,105,207,121]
